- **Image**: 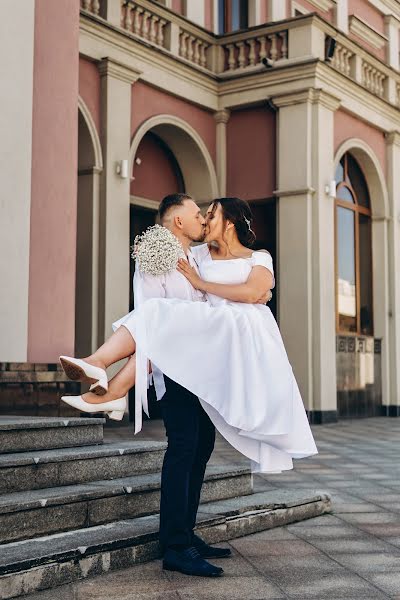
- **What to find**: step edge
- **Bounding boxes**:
[0,418,106,432]
[0,495,332,577]
[0,467,252,514]
[0,443,167,468]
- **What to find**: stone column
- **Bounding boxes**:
[273,89,340,423]
[268,0,286,21]
[335,0,349,34]
[98,58,140,342]
[100,0,122,26]
[386,131,400,414]
[184,0,205,28]
[214,109,230,197]
[385,15,400,70]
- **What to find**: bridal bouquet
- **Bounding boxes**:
[132,224,185,276]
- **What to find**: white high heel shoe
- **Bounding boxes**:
[59,356,108,395]
[61,395,126,421]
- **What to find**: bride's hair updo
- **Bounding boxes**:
[210,197,256,248]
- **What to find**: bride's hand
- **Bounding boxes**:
[177,259,204,290]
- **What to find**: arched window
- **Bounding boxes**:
[335,153,373,335]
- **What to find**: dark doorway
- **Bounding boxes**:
[129,204,159,422]
[251,199,277,321]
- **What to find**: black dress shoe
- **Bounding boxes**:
[192,533,232,559]
[163,546,224,577]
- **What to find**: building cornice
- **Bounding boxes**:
[349,15,388,50]
[366,0,400,21]
[79,12,400,134]
[306,0,336,12]
[80,17,219,110]
[273,187,316,197]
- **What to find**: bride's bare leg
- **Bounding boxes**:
[82,326,136,371]
[82,355,137,404]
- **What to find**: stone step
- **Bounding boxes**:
[0,441,167,494]
[0,417,104,454]
[0,465,252,544]
[0,489,331,599]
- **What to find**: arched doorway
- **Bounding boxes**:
[333,141,389,418]
[75,99,103,357]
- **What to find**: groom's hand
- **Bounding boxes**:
[177,258,204,290]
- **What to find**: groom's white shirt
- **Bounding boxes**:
[134,246,207,400]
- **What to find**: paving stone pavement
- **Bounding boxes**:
[25,417,400,599]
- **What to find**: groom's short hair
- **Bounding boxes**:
[159,193,193,224]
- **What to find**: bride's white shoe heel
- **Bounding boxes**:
[60,395,126,421]
[59,356,108,396]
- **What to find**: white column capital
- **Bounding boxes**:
[214,109,230,125]
[386,131,400,147]
[98,57,141,84]
[272,88,341,111]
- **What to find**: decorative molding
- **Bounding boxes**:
[310,88,342,110]
[367,0,400,21]
[272,87,341,110]
[385,130,400,146]
[306,0,336,11]
[98,57,142,84]
[78,96,103,170]
[129,114,219,198]
[78,167,102,176]
[349,15,388,50]
[384,14,400,28]
[291,1,310,17]
[273,187,316,197]
[333,137,390,218]
[130,195,160,211]
[214,109,230,124]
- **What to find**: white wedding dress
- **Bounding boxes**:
[113,244,318,473]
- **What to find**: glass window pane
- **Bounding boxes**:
[239,0,249,29]
[347,154,370,208]
[335,159,344,184]
[337,206,357,332]
[231,0,240,30]
[218,0,225,34]
[337,185,355,203]
[359,214,373,335]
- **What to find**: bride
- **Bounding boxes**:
[60,197,317,473]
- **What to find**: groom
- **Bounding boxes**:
[136,193,230,577]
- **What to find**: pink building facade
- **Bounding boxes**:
[1,0,400,423]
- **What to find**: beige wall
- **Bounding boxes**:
[0,1,35,362]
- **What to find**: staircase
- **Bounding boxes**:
[0,417,331,599]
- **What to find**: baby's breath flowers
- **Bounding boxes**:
[132,225,185,276]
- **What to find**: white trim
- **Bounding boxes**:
[333,138,389,217]
[291,1,310,17]
[333,138,390,408]
[306,0,336,11]
[349,15,388,50]
[213,0,220,33]
[78,96,103,170]
[130,195,160,211]
[129,114,219,200]
[249,0,262,27]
